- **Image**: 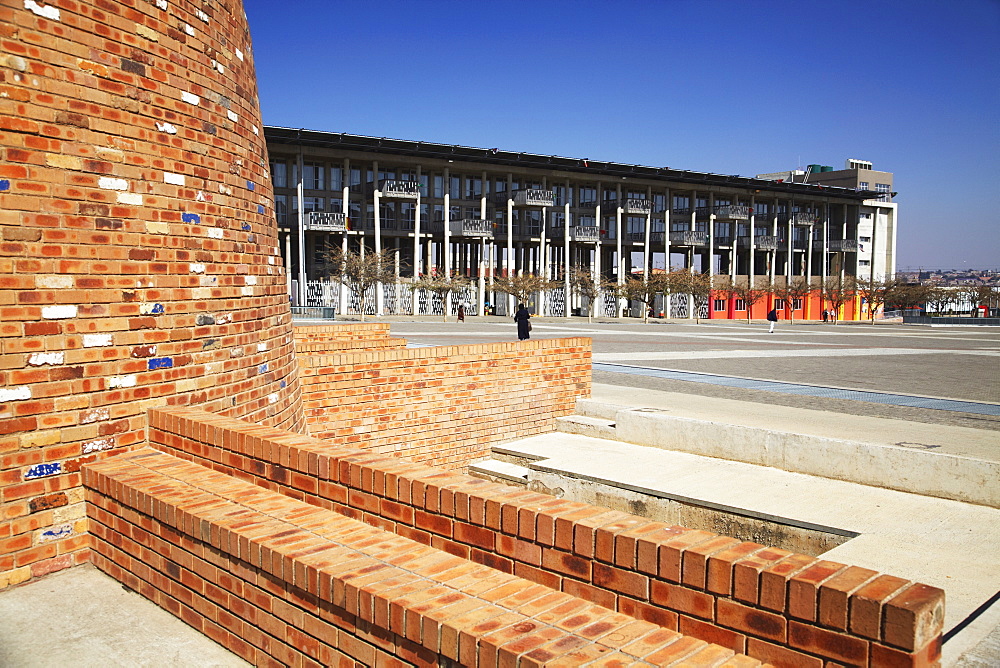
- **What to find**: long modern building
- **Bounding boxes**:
[265,127,897,318]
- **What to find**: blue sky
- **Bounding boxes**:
[243,0,1000,271]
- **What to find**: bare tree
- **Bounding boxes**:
[411,269,473,322]
[971,284,1000,315]
[823,275,856,323]
[670,271,712,323]
[619,272,672,322]
[854,276,897,323]
[492,273,559,310]
[733,280,771,324]
[569,266,600,322]
[775,277,814,324]
[924,284,955,316]
[887,279,931,314]
[321,245,396,321]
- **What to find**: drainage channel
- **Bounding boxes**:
[594,362,1000,416]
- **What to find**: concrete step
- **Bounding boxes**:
[554,414,617,439]
[492,430,1000,666]
[567,393,1000,509]
[467,458,530,485]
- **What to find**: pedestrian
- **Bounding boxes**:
[514,303,531,340]
[822,309,829,323]
[766,307,778,333]
[457,304,465,323]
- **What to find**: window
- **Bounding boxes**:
[433,176,444,198]
[292,196,324,214]
[793,298,803,310]
[774,298,786,309]
[578,187,596,206]
[329,167,343,191]
[875,183,892,201]
[673,195,690,211]
[270,161,287,189]
[858,181,870,190]
[859,260,871,267]
[734,299,746,311]
[274,194,287,226]
[450,176,461,198]
[713,299,726,312]
[303,163,324,190]
[465,177,482,199]
[859,236,871,243]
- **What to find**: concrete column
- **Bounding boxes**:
[644,186,651,282]
[748,196,756,289]
[594,201,602,318]
[708,192,715,280]
[564,181,571,318]
[296,145,306,304]
[340,159,349,315]
[506,186,514,314]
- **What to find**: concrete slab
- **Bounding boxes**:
[0,564,248,668]
[588,383,1000,463]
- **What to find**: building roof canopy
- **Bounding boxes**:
[264,126,875,202]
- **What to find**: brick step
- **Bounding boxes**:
[85,447,767,667]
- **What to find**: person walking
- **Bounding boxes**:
[457,304,465,323]
[514,303,531,340]
[766,307,778,333]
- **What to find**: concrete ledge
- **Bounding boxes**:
[579,400,1000,508]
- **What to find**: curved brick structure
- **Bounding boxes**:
[0,0,303,586]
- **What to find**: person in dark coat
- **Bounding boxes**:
[766,307,778,333]
[457,304,465,323]
[514,303,531,340]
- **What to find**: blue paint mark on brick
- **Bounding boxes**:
[182,213,201,224]
[241,222,251,231]
[150,303,165,315]
[246,181,255,191]
[148,357,174,370]
[247,234,255,243]
[257,204,265,214]
[280,380,287,389]
[42,526,72,541]
[25,462,62,479]
[0,180,9,191]
[258,363,269,374]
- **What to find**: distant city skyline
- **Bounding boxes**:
[242,0,1000,270]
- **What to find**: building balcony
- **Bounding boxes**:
[494,188,555,207]
[604,198,652,215]
[737,235,781,250]
[379,180,420,199]
[550,225,600,242]
[669,231,709,246]
[431,219,494,238]
[779,211,819,225]
[711,204,751,221]
[305,211,347,232]
[816,239,859,252]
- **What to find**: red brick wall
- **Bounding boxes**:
[149,407,944,667]
[293,324,407,354]
[298,338,592,469]
[0,0,303,589]
[86,447,767,667]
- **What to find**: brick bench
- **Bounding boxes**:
[85,447,767,667]
[148,407,944,667]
